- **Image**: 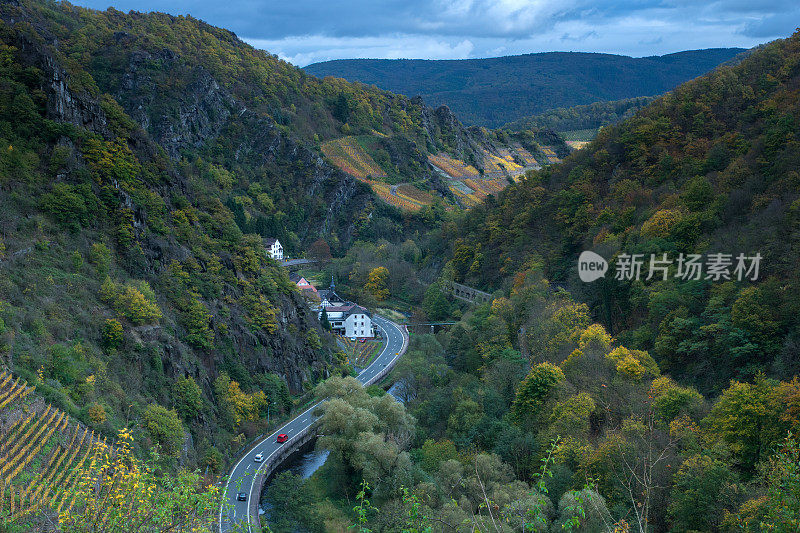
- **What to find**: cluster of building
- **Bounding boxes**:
[288,273,374,339]
[267,236,374,339]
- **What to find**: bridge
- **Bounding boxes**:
[406,322,458,334]
[219,315,409,533]
[280,258,317,267]
[442,280,493,304]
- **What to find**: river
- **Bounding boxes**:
[258,380,406,520]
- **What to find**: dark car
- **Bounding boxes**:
[276,433,288,443]
[237,492,247,501]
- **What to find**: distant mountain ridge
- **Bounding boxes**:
[304,48,747,127]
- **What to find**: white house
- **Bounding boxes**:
[264,238,283,261]
[320,303,374,338]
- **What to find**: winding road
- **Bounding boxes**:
[219,314,409,532]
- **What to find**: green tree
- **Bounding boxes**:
[184,294,214,349]
[706,374,789,473]
[142,403,185,457]
[101,318,123,351]
[418,439,458,473]
[264,472,321,532]
[422,283,450,321]
[320,307,332,331]
[89,242,112,277]
[306,328,322,349]
[173,376,203,419]
[511,362,565,424]
[668,454,737,531]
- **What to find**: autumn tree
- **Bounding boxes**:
[510,362,565,424]
[365,266,390,301]
[59,428,220,533]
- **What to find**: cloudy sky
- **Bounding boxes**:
[74,1,797,66]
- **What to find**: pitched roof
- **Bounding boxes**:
[319,289,344,302]
[325,304,371,317]
[288,272,300,283]
[264,237,279,246]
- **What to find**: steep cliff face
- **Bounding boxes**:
[0,6,336,470]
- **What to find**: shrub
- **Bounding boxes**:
[101,318,123,350]
[173,376,203,419]
[306,329,322,349]
[88,402,107,425]
[142,403,184,457]
[89,242,112,276]
[100,278,162,325]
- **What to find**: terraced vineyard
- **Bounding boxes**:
[539,146,562,163]
[322,138,541,212]
[0,370,109,525]
[338,337,382,367]
[483,151,524,175]
[511,144,540,166]
[321,136,387,179]
[428,153,481,178]
[395,184,435,207]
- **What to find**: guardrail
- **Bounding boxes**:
[244,320,409,532]
[363,323,409,388]
[247,417,319,531]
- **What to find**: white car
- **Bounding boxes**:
[349,337,357,341]
[254,453,264,463]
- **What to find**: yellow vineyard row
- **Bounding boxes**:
[0,371,111,522]
[321,137,387,179]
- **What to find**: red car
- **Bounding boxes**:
[276,433,288,444]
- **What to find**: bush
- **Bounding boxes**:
[89,242,112,276]
[142,403,184,457]
[101,318,123,350]
[173,376,203,419]
[100,278,162,325]
[40,183,96,230]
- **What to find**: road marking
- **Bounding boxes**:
[220,315,408,533]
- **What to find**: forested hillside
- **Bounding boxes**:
[304,49,745,127]
[0,0,344,493]
[0,0,546,523]
[504,96,656,143]
[269,31,800,533]
[438,30,800,395]
[0,2,568,525]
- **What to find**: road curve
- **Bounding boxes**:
[219,314,409,532]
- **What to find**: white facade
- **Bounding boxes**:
[266,239,283,261]
[320,304,374,338]
[344,312,372,338]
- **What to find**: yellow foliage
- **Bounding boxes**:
[606,346,659,379]
[58,429,220,532]
[225,380,267,426]
[641,208,684,238]
[578,324,613,353]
